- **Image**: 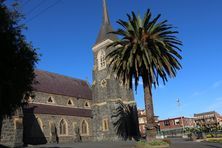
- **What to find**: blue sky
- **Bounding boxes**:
[7,0,222,119]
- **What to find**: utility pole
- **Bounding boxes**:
[177,98,185,135]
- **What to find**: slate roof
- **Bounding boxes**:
[23,103,92,117]
[33,70,92,100]
[95,24,117,45]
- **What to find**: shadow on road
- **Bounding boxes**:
[0,144,9,148]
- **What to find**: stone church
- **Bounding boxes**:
[0,0,137,147]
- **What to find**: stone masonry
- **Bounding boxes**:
[0,109,23,147]
[91,0,136,141]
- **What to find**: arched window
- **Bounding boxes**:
[47,96,55,103]
[59,119,67,135]
[14,118,23,130]
[97,50,106,70]
[28,96,33,103]
[84,101,90,108]
[37,117,43,131]
[67,99,74,106]
[102,118,109,131]
[81,120,88,135]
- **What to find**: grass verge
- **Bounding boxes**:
[205,138,222,143]
[136,140,170,148]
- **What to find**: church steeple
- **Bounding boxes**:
[92,1,136,141]
[94,0,117,45]
[102,0,110,25]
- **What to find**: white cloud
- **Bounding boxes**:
[213,80,222,88]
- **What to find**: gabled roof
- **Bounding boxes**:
[23,103,92,117]
[94,0,117,45]
[33,70,92,100]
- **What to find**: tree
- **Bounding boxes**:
[0,1,38,118]
[106,9,182,140]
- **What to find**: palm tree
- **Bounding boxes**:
[106,9,182,140]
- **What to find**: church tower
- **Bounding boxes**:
[92,0,136,141]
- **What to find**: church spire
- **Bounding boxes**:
[94,0,117,46]
[102,0,110,25]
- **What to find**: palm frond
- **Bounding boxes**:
[106,9,182,91]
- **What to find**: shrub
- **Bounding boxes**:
[206,133,222,138]
[206,134,212,138]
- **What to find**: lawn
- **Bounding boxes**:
[205,138,222,143]
[136,140,170,148]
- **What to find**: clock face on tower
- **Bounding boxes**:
[100,79,107,87]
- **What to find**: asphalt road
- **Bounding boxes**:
[25,138,222,148]
[28,141,136,148]
[170,138,222,148]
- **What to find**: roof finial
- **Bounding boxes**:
[103,0,110,24]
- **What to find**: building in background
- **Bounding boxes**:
[194,111,222,127]
[219,116,222,126]
[137,109,158,137]
[138,110,222,139]
[158,117,195,137]
[138,109,146,137]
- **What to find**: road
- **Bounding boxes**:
[24,138,222,148]
[27,141,136,148]
[170,138,222,148]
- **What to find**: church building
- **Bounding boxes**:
[0,0,137,146]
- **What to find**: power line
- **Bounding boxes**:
[25,0,61,24]
[26,0,46,16]
[21,0,31,8]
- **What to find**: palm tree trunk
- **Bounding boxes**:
[143,77,156,141]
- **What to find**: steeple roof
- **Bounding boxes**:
[95,0,117,45]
